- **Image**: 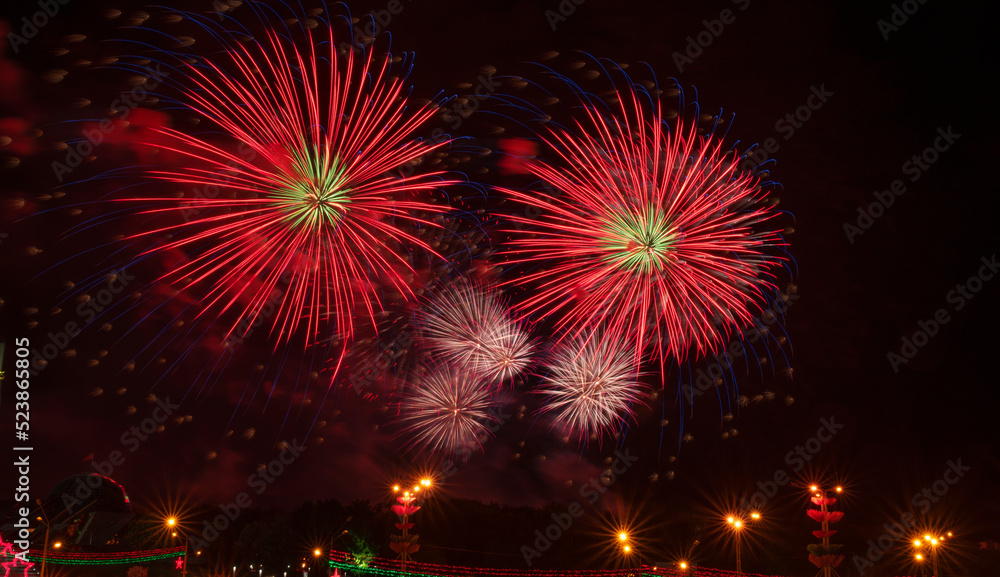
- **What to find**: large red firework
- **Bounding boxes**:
[120,16,452,352]
[499,78,785,365]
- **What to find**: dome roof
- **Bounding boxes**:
[44,473,132,517]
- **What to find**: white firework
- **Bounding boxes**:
[421,281,534,384]
[398,367,500,455]
[536,334,647,442]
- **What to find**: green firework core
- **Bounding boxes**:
[600,205,676,273]
[272,141,351,230]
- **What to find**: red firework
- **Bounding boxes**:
[120,19,452,350]
[499,82,785,364]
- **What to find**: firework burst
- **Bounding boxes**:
[499,68,786,366]
[419,281,534,385]
[118,9,454,351]
[536,334,647,442]
[397,367,500,455]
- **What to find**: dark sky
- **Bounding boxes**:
[1,0,998,574]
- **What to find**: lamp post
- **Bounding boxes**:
[616,531,640,567]
[167,517,188,577]
[315,529,349,577]
[35,500,51,577]
[727,516,743,575]
[390,477,432,573]
[726,512,761,576]
[913,532,948,577]
[806,484,845,577]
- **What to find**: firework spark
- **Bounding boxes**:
[536,334,647,442]
[119,11,453,351]
[420,281,534,384]
[499,70,785,366]
[398,367,500,454]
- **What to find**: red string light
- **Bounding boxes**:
[23,547,184,566]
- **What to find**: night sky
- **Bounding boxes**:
[1,0,998,575]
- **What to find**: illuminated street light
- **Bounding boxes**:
[390,476,434,572]
[913,531,948,577]
[806,484,846,577]
[35,500,52,577]
[725,513,760,576]
[166,517,189,577]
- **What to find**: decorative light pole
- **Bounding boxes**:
[806,485,845,577]
[389,478,431,573]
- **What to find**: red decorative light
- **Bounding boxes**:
[0,536,34,577]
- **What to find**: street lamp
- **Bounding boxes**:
[726,512,761,576]
[613,527,642,567]
[35,500,52,577]
[390,477,433,571]
[726,516,743,575]
[167,517,188,577]
[913,532,948,577]
[805,484,845,577]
